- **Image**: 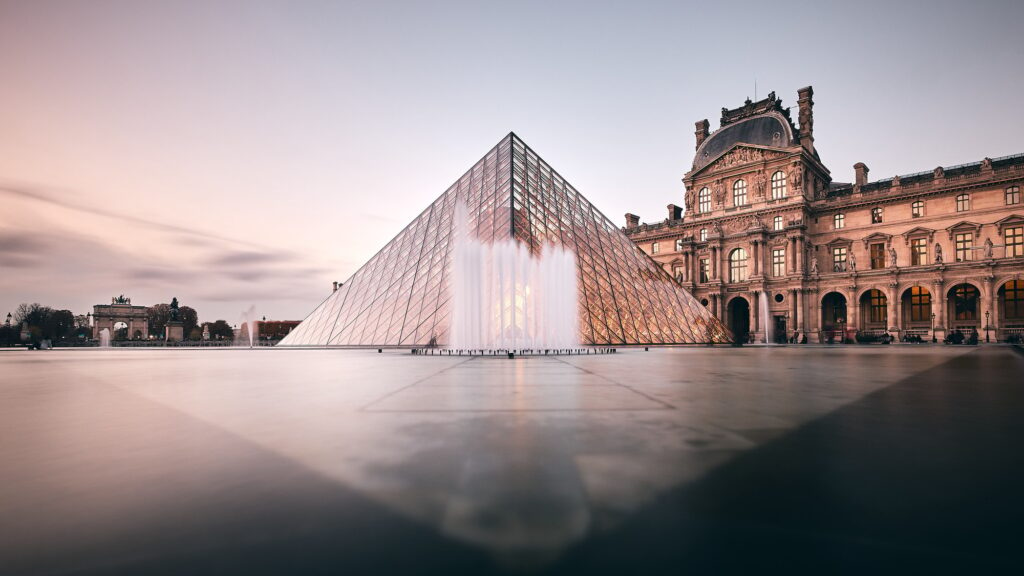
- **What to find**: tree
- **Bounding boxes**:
[204,320,234,341]
[147,303,170,337]
[14,303,53,344]
[46,310,75,340]
[179,306,198,338]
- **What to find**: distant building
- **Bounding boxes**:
[93,296,149,340]
[625,87,1024,343]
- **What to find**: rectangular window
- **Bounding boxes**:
[871,207,883,224]
[868,290,887,324]
[834,213,845,229]
[912,201,924,218]
[911,238,928,266]
[955,233,973,262]
[672,266,684,281]
[909,286,931,322]
[956,194,970,212]
[773,216,783,231]
[832,247,847,272]
[772,248,785,277]
[1007,186,1021,205]
[651,242,660,254]
[675,238,683,251]
[870,243,885,269]
[699,258,709,283]
[1006,226,1023,257]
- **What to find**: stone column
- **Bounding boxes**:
[993,295,1001,340]
[712,247,719,280]
[792,288,800,337]
[847,289,858,335]
[796,237,804,275]
[888,283,899,333]
[752,241,760,276]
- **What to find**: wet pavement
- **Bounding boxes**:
[1,346,1022,574]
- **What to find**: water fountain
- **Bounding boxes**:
[238,305,259,348]
[759,291,774,344]
[99,328,111,348]
[449,202,579,352]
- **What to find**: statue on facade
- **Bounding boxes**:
[984,237,994,259]
[889,247,898,268]
[754,173,767,199]
[849,252,857,272]
[789,164,803,191]
[169,297,180,322]
[684,190,694,213]
[935,243,943,263]
[809,255,818,275]
[712,181,725,206]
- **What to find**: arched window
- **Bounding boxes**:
[956,193,970,212]
[729,248,748,283]
[867,289,887,324]
[834,213,845,229]
[1002,280,1024,320]
[733,179,748,206]
[699,228,707,242]
[952,284,979,321]
[698,187,711,213]
[1007,186,1021,206]
[909,286,931,322]
[771,171,787,199]
[911,200,924,218]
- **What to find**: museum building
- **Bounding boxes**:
[624,87,1024,343]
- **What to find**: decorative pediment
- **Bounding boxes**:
[945,220,982,241]
[696,144,789,176]
[862,232,893,248]
[902,226,935,245]
[827,236,854,248]
[994,214,1024,234]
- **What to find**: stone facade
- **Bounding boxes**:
[625,87,1024,343]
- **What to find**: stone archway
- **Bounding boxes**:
[947,283,981,331]
[821,292,847,341]
[727,296,751,343]
[93,297,149,341]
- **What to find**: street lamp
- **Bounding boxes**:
[985,310,991,343]
[931,312,937,343]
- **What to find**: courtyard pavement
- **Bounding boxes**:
[0,345,1022,574]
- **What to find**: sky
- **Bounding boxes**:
[2,0,1022,323]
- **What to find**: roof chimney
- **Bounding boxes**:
[694,119,710,150]
[797,86,814,153]
[332,281,339,292]
[667,204,683,220]
[854,162,869,187]
[625,213,640,228]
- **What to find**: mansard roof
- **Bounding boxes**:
[693,113,795,172]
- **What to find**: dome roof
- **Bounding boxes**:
[692,112,795,172]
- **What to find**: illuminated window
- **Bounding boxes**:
[955,232,973,262]
[867,289,887,324]
[832,246,847,272]
[675,238,683,251]
[1007,186,1021,205]
[1003,280,1024,319]
[871,207,883,223]
[699,228,707,242]
[698,187,711,213]
[1006,226,1023,257]
[699,258,710,283]
[733,179,748,206]
[773,216,783,231]
[771,171,787,199]
[729,248,748,283]
[772,248,785,277]
[911,238,928,266]
[912,200,924,218]
[909,286,931,322]
[956,193,970,212]
[834,213,845,229]
[952,284,979,321]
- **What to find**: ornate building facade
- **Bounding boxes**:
[625,87,1024,343]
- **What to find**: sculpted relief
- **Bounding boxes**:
[708,146,785,172]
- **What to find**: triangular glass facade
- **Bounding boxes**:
[280,133,730,346]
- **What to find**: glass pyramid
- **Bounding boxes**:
[280,133,731,347]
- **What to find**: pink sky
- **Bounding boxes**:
[2,0,1022,323]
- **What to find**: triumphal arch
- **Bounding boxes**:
[93,295,149,339]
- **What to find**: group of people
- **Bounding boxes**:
[944,328,980,345]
